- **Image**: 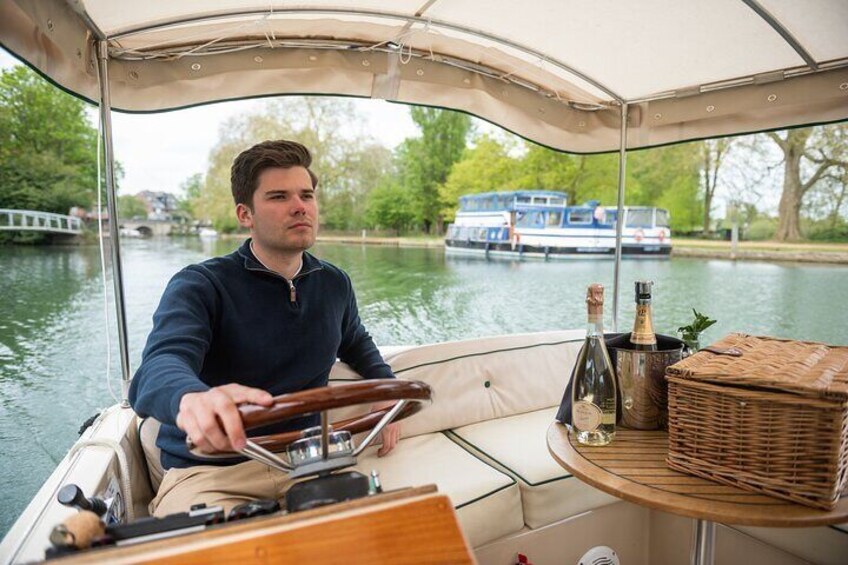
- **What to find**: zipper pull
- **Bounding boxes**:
[288,280,296,303]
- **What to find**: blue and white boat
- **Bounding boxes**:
[445,190,671,260]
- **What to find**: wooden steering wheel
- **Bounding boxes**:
[190,379,432,456]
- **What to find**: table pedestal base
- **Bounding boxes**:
[691,519,715,565]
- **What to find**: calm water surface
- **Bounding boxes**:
[1,238,847,537]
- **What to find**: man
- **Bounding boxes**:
[130,140,399,516]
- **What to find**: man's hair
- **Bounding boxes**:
[230,140,319,207]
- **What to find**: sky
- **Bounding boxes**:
[0,46,420,196]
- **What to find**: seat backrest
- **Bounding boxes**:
[140,330,584,483]
[330,330,584,438]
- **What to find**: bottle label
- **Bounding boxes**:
[631,304,657,345]
[573,400,602,432]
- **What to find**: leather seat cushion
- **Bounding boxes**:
[449,407,618,529]
[353,432,524,548]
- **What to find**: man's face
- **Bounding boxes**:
[236,166,318,253]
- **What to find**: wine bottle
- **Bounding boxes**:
[629,280,657,351]
[571,284,617,446]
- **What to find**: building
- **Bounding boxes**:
[136,191,180,221]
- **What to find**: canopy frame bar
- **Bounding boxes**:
[612,103,628,332]
[741,0,819,71]
[104,7,625,103]
[67,0,106,40]
[96,40,133,399]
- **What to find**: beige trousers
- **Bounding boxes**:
[150,460,289,517]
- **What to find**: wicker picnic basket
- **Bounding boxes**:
[666,333,848,510]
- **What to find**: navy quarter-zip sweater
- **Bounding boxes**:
[129,239,394,469]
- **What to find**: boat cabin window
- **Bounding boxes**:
[626,209,654,228]
[546,211,563,227]
[568,209,592,224]
[516,211,544,228]
[516,195,532,204]
[600,210,617,227]
[655,209,670,228]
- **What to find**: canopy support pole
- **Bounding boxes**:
[612,103,628,332]
[96,40,132,404]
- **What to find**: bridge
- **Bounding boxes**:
[119,219,180,237]
[0,209,83,235]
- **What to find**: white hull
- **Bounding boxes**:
[445,245,671,261]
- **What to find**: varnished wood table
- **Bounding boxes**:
[547,424,848,565]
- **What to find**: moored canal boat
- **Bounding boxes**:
[445,190,671,260]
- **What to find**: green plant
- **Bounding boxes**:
[677,309,717,343]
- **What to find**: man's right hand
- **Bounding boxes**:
[176,384,274,453]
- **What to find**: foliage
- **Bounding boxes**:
[365,178,417,235]
[190,97,389,232]
[437,134,703,231]
[802,217,848,242]
[745,216,778,240]
[628,143,703,230]
[699,138,736,232]
[0,66,100,214]
[439,134,521,218]
[766,124,848,241]
[395,107,472,233]
[677,309,717,339]
[177,173,204,218]
[117,194,148,219]
[512,142,591,200]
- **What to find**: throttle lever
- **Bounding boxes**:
[57,484,108,517]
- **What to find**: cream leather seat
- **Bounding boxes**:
[449,407,618,529]
[353,433,523,548]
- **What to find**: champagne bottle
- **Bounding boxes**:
[571,284,617,446]
[629,280,657,351]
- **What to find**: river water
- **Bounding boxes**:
[1,237,847,538]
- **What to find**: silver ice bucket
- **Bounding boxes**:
[614,340,686,430]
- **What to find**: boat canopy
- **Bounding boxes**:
[459,191,568,212]
[1,0,846,154]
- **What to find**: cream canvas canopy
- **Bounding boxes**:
[1,0,847,153]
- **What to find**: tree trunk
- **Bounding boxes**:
[703,191,713,233]
[702,144,712,233]
[774,140,805,241]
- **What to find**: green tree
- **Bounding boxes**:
[397,108,472,233]
[193,97,389,232]
[699,139,735,232]
[628,143,703,230]
[177,173,203,219]
[439,134,520,219]
[117,194,148,219]
[365,178,417,235]
[767,125,848,241]
[0,66,99,214]
[515,143,586,200]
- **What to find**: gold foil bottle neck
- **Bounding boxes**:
[586,283,604,317]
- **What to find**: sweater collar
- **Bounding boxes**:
[237,238,323,279]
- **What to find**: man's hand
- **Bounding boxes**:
[371,400,402,457]
[176,384,273,453]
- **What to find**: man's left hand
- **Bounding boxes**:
[371,400,402,457]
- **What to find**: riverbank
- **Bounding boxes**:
[671,239,848,264]
[317,234,848,264]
